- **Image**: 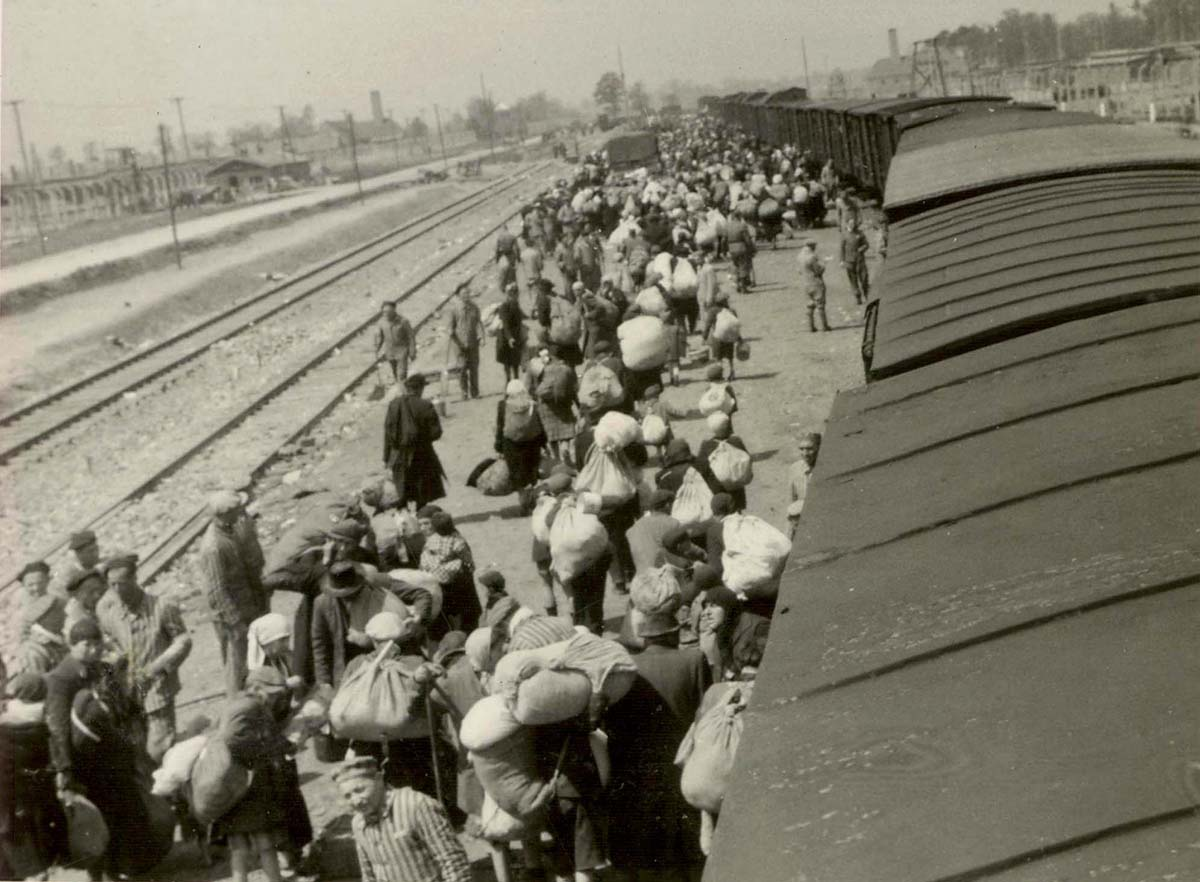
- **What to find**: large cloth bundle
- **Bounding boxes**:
[549,497,610,582]
[708,441,753,489]
[619,315,671,370]
[493,643,594,726]
[578,363,625,412]
[630,566,683,616]
[557,630,638,705]
[574,445,638,510]
[531,494,561,545]
[676,682,752,814]
[503,402,542,442]
[695,221,719,247]
[756,198,782,221]
[634,286,669,317]
[641,413,669,446]
[189,737,251,825]
[479,793,532,842]
[698,383,735,417]
[650,252,676,289]
[328,648,428,742]
[460,695,522,753]
[476,458,513,496]
[387,568,444,619]
[152,733,208,797]
[671,467,714,527]
[482,303,503,336]
[593,411,641,452]
[721,514,792,598]
[549,298,583,346]
[671,259,699,299]
[470,727,553,822]
[712,309,742,344]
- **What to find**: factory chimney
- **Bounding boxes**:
[370,90,385,124]
[888,28,900,61]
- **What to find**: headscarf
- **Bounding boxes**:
[505,379,534,413]
[247,612,291,670]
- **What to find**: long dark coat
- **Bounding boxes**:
[0,717,68,878]
[604,644,710,872]
[383,392,446,509]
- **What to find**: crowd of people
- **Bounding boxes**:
[1,113,873,882]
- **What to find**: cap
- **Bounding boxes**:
[477,569,506,592]
[648,489,675,511]
[416,504,444,520]
[404,373,428,391]
[17,560,49,582]
[430,511,455,536]
[64,568,103,594]
[635,609,681,638]
[68,618,103,645]
[334,754,381,784]
[98,552,138,577]
[207,490,242,516]
[245,666,288,695]
[68,531,97,552]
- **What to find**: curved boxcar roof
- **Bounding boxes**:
[762,86,808,105]
[884,123,1200,214]
[897,106,1099,150]
[867,167,1200,377]
[846,95,1009,119]
[704,295,1200,882]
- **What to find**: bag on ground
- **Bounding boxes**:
[573,446,638,509]
[593,411,641,452]
[189,737,252,826]
[470,727,553,822]
[676,683,751,814]
[548,497,610,582]
[712,309,741,344]
[619,315,671,370]
[634,286,669,317]
[477,458,513,496]
[460,695,523,753]
[698,383,735,417]
[549,298,583,346]
[721,514,792,598]
[671,467,714,527]
[578,363,625,412]
[671,259,699,299]
[641,413,669,446]
[328,650,427,742]
[708,440,753,489]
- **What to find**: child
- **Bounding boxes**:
[336,754,472,882]
[635,384,684,462]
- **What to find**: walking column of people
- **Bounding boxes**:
[3,113,877,881]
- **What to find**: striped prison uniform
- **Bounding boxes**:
[351,787,471,882]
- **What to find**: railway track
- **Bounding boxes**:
[0,162,557,600]
[0,168,537,464]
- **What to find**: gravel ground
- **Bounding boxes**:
[0,168,558,657]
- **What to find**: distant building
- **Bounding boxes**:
[867,28,973,98]
[205,156,312,196]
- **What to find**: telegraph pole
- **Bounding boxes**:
[433,103,449,171]
[278,105,294,155]
[618,44,630,118]
[346,111,364,203]
[5,100,46,255]
[802,38,812,93]
[480,74,495,156]
[158,124,183,269]
[387,111,401,171]
[171,96,191,159]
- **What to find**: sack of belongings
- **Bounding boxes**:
[387,568,444,619]
[756,198,782,221]
[630,565,683,617]
[475,458,513,497]
[712,309,741,343]
[328,646,428,742]
[482,302,503,336]
[549,298,583,346]
[460,695,522,752]
[549,496,610,582]
[531,494,561,546]
[721,514,792,598]
[574,446,638,510]
[152,733,208,798]
[634,285,669,317]
[650,252,676,289]
[698,383,735,417]
[671,467,714,527]
[671,259,699,299]
[479,792,532,842]
[708,440,753,489]
[593,411,641,452]
[578,363,625,412]
[619,315,671,370]
[676,681,752,814]
[493,644,593,726]
[641,413,669,446]
[469,726,554,822]
[189,737,252,826]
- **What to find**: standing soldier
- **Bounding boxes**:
[445,285,484,400]
[374,301,414,382]
[95,553,192,761]
[840,219,870,304]
[798,240,829,332]
[573,223,603,293]
[199,491,268,699]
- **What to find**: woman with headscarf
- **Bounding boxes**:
[495,283,527,383]
[494,379,545,493]
[655,438,696,494]
[0,674,68,880]
[419,512,482,639]
[383,374,446,511]
[246,612,301,699]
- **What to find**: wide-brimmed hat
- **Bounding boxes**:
[322,561,366,598]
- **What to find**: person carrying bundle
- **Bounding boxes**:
[697,413,752,514]
[336,754,471,882]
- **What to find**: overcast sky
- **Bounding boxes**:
[3,0,1118,162]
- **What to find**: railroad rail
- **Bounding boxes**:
[0,168,538,463]
[0,163,556,597]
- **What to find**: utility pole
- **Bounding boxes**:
[480,74,495,156]
[171,96,191,160]
[5,100,47,255]
[618,44,630,118]
[802,38,812,93]
[278,106,293,155]
[387,111,401,171]
[158,124,182,269]
[345,111,364,203]
[433,103,449,171]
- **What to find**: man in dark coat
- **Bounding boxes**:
[383,374,446,510]
[44,621,105,804]
[604,610,710,881]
